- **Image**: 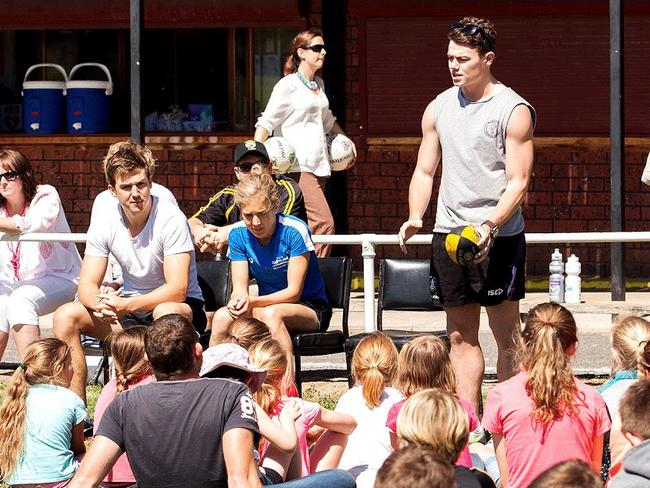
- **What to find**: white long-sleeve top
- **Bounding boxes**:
[0,184,81,284]
[256,73,336,177]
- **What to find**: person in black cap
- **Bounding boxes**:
[189,139,306,254]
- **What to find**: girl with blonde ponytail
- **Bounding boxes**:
[248,338,356,480]
[334,333,403,488]
[93,326,155,487]
[600,314,650,418]
[482,303,611,488]
[0,338,86,486]
[599,315,650,482]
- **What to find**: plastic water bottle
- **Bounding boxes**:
[548,248,564,303]
[565,254,582,304]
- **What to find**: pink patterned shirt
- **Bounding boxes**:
[0,185,81,284]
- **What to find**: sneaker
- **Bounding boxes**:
[469,424,489,444]
[81,335,101,348]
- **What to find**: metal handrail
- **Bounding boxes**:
[4,230,650,331]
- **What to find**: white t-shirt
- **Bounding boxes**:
[85,195,202,300]
[335,385,404,488]
[90,183,178,281]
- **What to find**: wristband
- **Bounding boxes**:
[481,220,499,239]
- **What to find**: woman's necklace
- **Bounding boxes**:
[296,70,318,91]
[7,202,28,281]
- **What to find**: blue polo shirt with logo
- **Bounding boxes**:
[227,214,328,303]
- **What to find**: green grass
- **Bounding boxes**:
[86,384,102,418]
[302,386,341,410]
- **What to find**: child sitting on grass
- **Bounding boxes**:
[608,344,650,485]
[482,303,611,488]
[335,332,403,487]
[397,388,495,487]
[375,444,457,488]
[93,326,155,488]
[0,338,86,487]
[249,338,356,479]
[386,334,478,468]
[610,379,650,487]
[528,460,603,488]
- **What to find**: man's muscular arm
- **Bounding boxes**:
[489,104,534,226]
[399,100,442,253]
[474,104,534,261]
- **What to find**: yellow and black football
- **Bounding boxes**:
[445,225,480,266]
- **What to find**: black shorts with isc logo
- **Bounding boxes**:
[429,230,526,308]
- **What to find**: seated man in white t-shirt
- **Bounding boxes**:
[54,140,205,402]
[79,182,179,348]
[91,181,178,285]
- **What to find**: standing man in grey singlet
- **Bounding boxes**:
[398,17,535,421]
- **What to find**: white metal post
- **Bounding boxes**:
[361,234,376,332]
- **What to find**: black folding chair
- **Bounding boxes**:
[344,258,448,386]
[292,257,352,395]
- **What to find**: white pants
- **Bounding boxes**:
[0,277,77,333]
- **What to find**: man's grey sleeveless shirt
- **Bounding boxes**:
[432,86,536,236]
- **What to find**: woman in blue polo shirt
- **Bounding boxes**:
[209,173,331,364]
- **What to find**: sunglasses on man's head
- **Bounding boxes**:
[236,159,268,172]
[304,44,326,53]
[450,22,484,36]
[0,170,19,182]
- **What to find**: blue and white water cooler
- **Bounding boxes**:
[66,63,113,133]
[22,64,68,134]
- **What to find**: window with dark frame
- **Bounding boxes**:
[0,27,294,134]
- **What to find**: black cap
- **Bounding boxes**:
[234,140,270,166]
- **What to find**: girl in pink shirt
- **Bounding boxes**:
[249,338,356,480]
[93,326,156,488]
[482,303,611,488]
[385,335,478,469]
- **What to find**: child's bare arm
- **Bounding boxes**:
[317,408,356,434]
[71,421,86,456]
[590,434,604,473]
[255,403,298,453]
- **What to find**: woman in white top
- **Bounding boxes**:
[255,29,353,257]
[0,150,81,362]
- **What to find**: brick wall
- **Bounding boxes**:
[6,139,240,260]
[4,136,650,278]
[3,1,650,280]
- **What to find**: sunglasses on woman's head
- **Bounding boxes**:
[0,170,19,182]
[304,44,326,53]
